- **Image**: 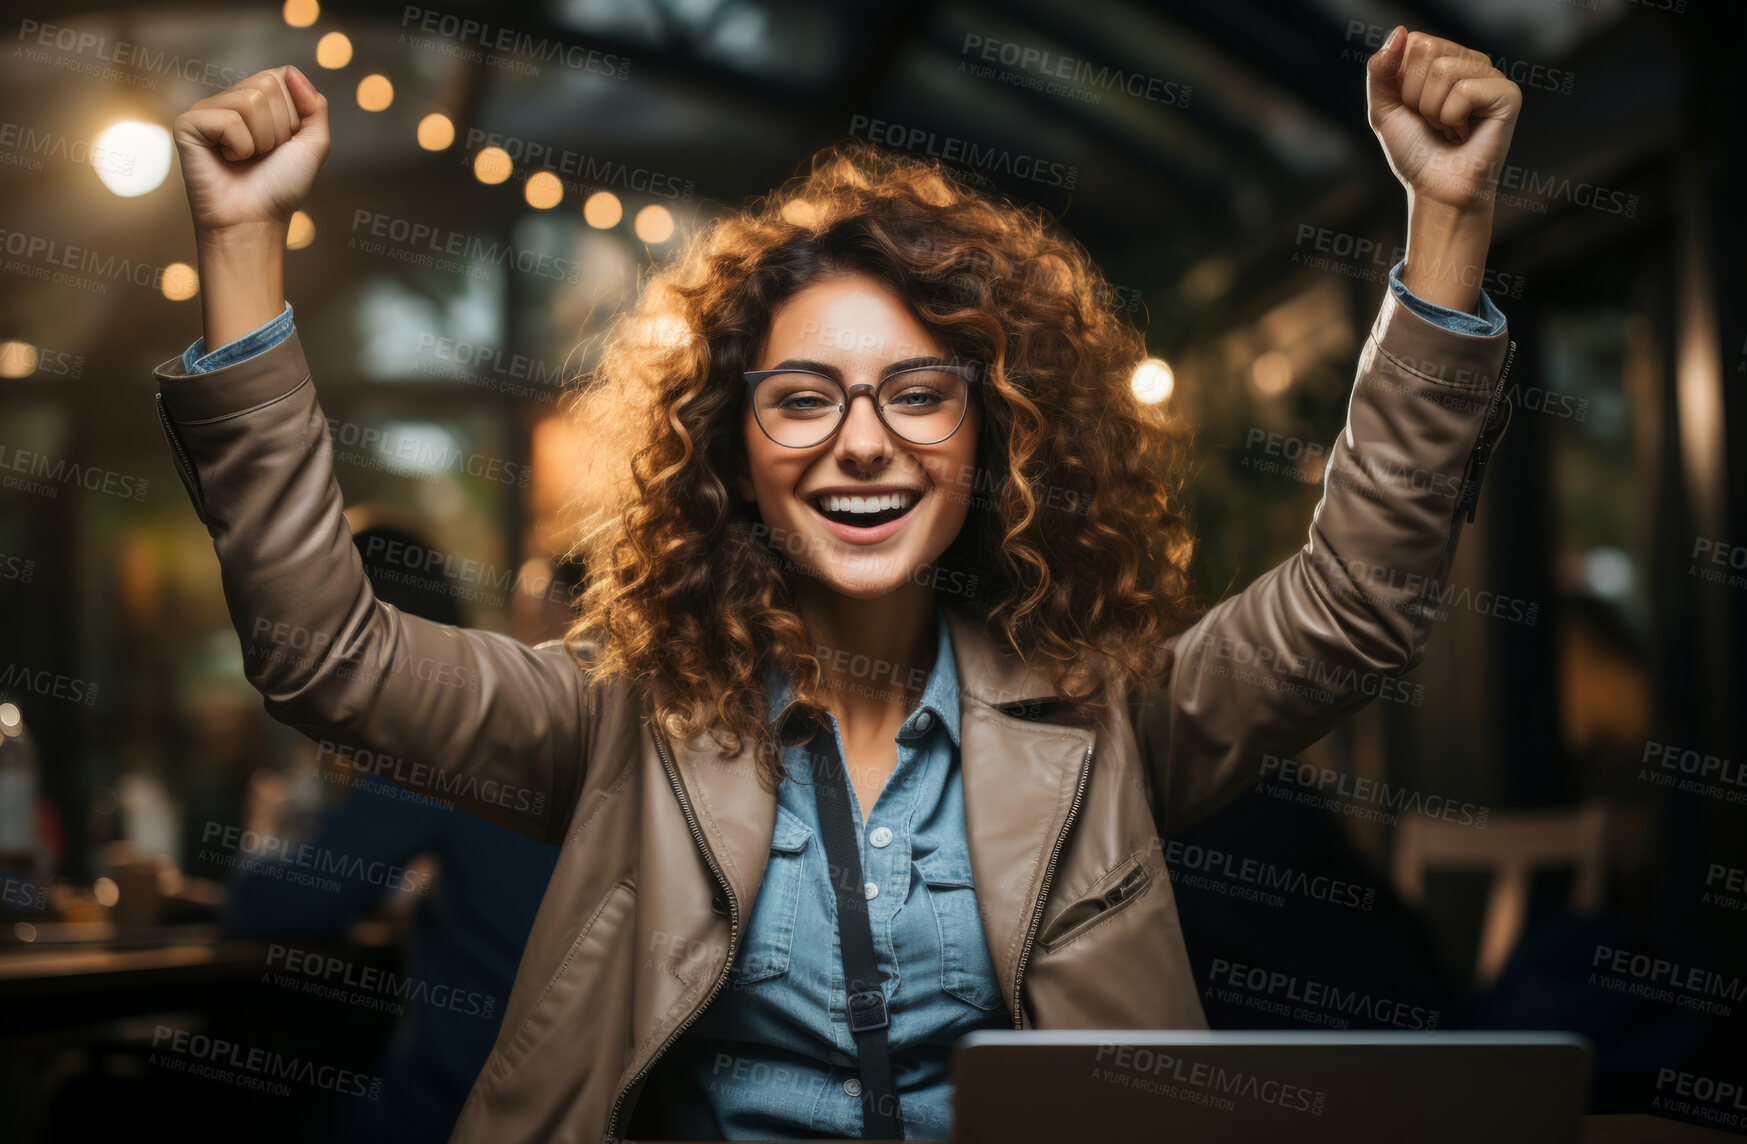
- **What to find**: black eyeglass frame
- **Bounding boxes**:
[742,362,982,449]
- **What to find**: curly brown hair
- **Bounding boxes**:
[560,137,1200,786]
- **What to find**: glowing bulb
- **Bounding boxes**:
[634,204,674,244]
[472,146,512,185]
[92,121,172,198]
[417,113,455,151]
[0,341,39,378]
[356,74,393,112]
[525,171,562,210]
[315,31,352,69]
[583,191,622,228]
[282,0,319,28]
[287,211,315,250]
[161,262,199,301]
[1131,358,1174,404]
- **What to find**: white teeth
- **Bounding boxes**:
[819,491,919,514]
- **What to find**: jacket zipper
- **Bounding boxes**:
[1103,863,1148,908]
[603,724,738,1143]
[1008,741,1094,1027]
[155,392,202,511]
[1459,339,1516,524]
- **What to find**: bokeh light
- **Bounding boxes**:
[634,204,674,243]
[525,171,563,210]
[1131,358,1174,404]
[472,146,512,185]
[417,113,455,151]
[0,341,39,378]
[92,121,172,198]
[583,191,622,229]
[356,74,393,112]
[315,32,352,69]
[282,0,319,28]
[161,263,199,301]
[1250,350,1293,397]
[287,211,315,250]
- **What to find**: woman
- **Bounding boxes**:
[156,26,1519,1142]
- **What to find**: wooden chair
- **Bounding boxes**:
[1392,801,1609,986]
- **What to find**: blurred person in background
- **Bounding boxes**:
[222,506,560,1144]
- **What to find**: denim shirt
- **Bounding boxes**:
[176,262,1507,375]
[643,606,1006,1141]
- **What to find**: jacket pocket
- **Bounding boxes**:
[1038,852,1153,952]
[729,805,812,985]
[916,845,1003,1010]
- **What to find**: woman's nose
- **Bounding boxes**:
[833,391,894,466]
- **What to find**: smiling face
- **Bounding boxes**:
[736,271,982,601]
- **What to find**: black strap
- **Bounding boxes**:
[809,733,904,1139]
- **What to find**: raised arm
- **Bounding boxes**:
[158,67,601,843]
[1134,28,1521,834]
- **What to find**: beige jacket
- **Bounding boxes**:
[152,286,1512,1143]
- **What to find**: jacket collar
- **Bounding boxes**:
[660,604,1095,1016]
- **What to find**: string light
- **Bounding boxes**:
[417,113,455,151]
[1131,358,1174,404]
[634,204,674,243]
[315,32,352,69]
[356,74,393,112]
[583,191,622,228]
[525,172,562,210]
[161,263,199,301]
[287,211,316,249]
[0,341,39,378]
[282,0,319,28]
[472,146,512,185]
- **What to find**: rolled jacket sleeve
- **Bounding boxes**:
[181,302,296,374]
[1388,259,1507,337]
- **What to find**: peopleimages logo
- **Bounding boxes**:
[1590,944,1741,1017]
[459,129,693,201]
[1205,957,1440,1030]
[959,34,1191,109]
[151,1024,383,1100]
[1161,838,1377,912]
[1654,1068,1747,1130]
[399,5,630,78]
[1092,1044,1324,1115]
[265,943,497,1019]
[847,115,1079,190]
[1260,753,1490,828]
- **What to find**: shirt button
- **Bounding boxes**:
[914,710,934,732]
[843,1077,862,1098]
[869,826,893,848]
[863,881,879,900]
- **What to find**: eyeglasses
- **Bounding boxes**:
[744,362,978,449]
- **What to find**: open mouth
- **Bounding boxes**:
[809,490,921,529]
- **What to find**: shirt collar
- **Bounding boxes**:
[766,606,961,749]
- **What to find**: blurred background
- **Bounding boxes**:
[1,0,1744,1140]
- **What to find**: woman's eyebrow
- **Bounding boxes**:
[764,355,956,379]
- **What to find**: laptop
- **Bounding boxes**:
[951,1030,1593,1143]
